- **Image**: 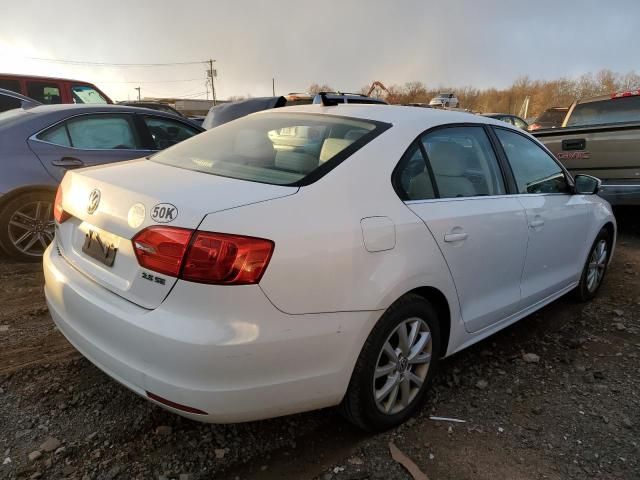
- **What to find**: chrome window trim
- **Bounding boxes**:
[28,111,156,153]
[404,192,570,206]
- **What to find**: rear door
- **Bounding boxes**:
[493,127,591,304]
[398,125,529,333]
[28,113,154,181]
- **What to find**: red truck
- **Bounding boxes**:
[0,73,112,105]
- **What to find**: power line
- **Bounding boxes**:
[99,78,202,84]
[27,56,206,67]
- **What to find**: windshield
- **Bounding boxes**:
[72,85,108,104]
[152,112,388,185]
[567,96,640,127]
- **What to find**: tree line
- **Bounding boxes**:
[309,70,640,118]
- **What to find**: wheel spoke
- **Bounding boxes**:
[385,383,400,412]
[14,230,34,246]
[407,320,420,349]
[383,341,399,364]
[34,202,42,221]
[37,234,48,249]
[407,371,424,387]
[22,233,40,252]
[375,363,396,379]
[397,322,410,356]
[409,351,431,365]
[9,220,32,231]
[376,373,400,402]
[408,331,430,361]
[400,377,411,407]
[11,211,36,227]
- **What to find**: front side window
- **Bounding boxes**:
[71,85,108,104]
[495,128,569,194]
[420,126,506,198]
[26,82,61,104]
[513,117,528,130]
[143,116,200,150]
[151,113,386,185]
[39,115,141,149]
[0,94,21,113]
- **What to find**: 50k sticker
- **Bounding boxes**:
[151,203,178,223]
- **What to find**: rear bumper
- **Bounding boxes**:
[598,182,640,206]
[44,243,378,423]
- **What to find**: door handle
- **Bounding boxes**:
[529,219,544,229]
[562,138,586,151]
[51,157,85,168]
[444,232,468,242]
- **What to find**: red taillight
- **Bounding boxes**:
[132,227,274,285]
[182,232,274,285]
[53,186,71,223]
[132,226,193,277]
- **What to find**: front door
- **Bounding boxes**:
[494,127,591,305]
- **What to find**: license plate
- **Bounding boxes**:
[82,230,117,267]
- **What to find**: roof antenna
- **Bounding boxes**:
[318,92,338,106]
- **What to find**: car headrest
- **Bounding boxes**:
[319,138,353,163]
[233,130,274,159]
[275,151,318,174]
[428,142,467,176]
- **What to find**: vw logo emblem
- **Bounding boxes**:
[87,189,101,215]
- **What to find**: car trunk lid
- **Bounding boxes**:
[55,158,297,309]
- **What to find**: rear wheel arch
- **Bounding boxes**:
[405,286,451,358]
[0,185,57,210]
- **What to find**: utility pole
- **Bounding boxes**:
[272,78,275,96]
[134,86,141,101]
[208,59,217,106]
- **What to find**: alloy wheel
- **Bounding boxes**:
[586,239,608,293]
[7,201,55,257]
[373,317,432,415]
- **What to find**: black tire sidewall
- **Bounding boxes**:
[0,191,55,262]
[348,295,441,431]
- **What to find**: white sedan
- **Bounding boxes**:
[44,104,615,431]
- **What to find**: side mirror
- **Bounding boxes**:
[574,174,601,195]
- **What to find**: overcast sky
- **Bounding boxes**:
[1,0,639,101]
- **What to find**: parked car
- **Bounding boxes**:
[528,107,568,131]
[533,90,640,205]
[44,104,615,431]
[0,74,112,105]
[202,93,384,129]
[428,93,459,108]
[118,101,186,118]
[482,113,528,130]
[0,104,203,260]
[0,88,41,113]
[311,92,388,105]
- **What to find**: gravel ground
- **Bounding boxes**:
[0,208,639,480]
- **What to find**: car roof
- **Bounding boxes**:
[22,103,182,115]
[259,103,506,131]
[0,73,93,84]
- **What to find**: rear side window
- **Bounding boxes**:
[495,128,570,194]
[393,143,434,201]
[151,112,388,186]
[39,124,71,146]
[71,85,107,104]
[537,109,566,124]
[143,116,200,150]
[567,96,640,127]
[0,79,21,93]
[420,126,506,198]
[26,82,62,104]
[38,115,141,149]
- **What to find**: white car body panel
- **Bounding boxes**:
[43,104,617,423]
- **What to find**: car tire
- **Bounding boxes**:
[574,228,612,302]
[0,191,56,262]
[340,294,441,432]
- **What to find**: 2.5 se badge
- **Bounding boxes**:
[151,203,178,223]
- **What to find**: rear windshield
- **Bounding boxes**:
[566,96,640,127]
[537,109,566,124]
[151,112,389,185]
